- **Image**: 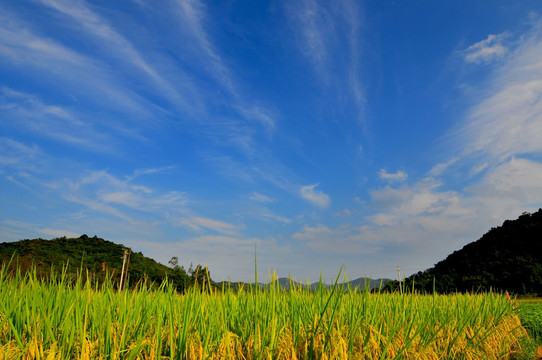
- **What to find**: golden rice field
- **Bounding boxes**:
[0,265,538,360]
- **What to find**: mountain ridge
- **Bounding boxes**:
[400,209,542,295]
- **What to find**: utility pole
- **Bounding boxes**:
[397,266,403,295]
[119,248,131,292]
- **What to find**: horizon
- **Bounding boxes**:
[2,1,542,283]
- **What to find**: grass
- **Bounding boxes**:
[0,263,539,359]
[518,299,542,345]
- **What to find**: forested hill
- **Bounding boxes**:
[404,209,542,295]
[0,234,205,292]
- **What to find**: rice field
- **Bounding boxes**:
[0,264,538,360]
[518,299,542,345]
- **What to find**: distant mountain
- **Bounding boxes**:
[401,209,542,295]
[0,234,192,291]
[220,276,391,292]
[346,277,390,291]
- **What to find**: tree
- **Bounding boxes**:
[169,256,179,269]
[168,256,189,292]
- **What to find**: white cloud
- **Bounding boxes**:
[468,157,542,209]
[370,178,461,218]
[100,192,140,208]
[429,157,459,176]
[367,213,395,227]
[1,220,81,241]
[0,137,41,169]
[334,208,352,217]
[292,223,387,259]
[65,194,137,224]
[463,78,542,162]
[378,169,408,182]
[0,88,116,152]
[464,34,508,64]
[0,10,156,117]
[454,21,542,166]
[38,0,186,106]
[283,0,366,119]
[173,0,235,92]
[70,170,187,210]
[286,0,329,74]
[128,166,176,181]
[235,105,277,134]
[178,216,239,236]
[259,210,291,224]
[300,184,330,207]
[293,224,332,240]
[250,192,274,203]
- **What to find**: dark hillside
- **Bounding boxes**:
[0,234,196,291]
[404,209,542,295]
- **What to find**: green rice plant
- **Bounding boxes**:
[518,299,542,344]
[0,261,538,360]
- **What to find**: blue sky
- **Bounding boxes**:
[2,0,542,282]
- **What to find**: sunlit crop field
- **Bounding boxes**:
[0,266,536,360]
[518,299,542,346]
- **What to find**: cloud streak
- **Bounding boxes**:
[300,184,330,208]
[178,216,239,236]
[38,0,192,109]
[378,169,408,182]
[464,34,508,64]
[456,23,542,165]
[284,0,366,121]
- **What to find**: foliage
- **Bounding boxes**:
[0,234,208,292]
[518,299,542,345]
[401,209,542,295]
[0,264,537,359]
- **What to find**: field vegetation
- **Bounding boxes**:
[0,263,539,360]
[518,299,542,346]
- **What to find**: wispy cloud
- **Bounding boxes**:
[308,23,542,272]
[259,210,291,224]
[0,9,153,116]
[1,220,81,240]
[37,0,192,110]
[284,0,365,116]
[0,9,92,67]
[178,216,239,236]
[293,224,332,241]
[69,170,187,213]
[172,0,236,95]
[334,208,352,217]
[0,88,117,153]
[464,34,508,64]
[429,157,459,177]
[0,137,41,170]
[288,0,330,75]
[250,192,275,203]
[457,23,542,164]
[378,169,408,182]
[37,228,81,239]
[169,0,279,137]
[300,184,330,207]
[358,22,542,264]
[292,223,385,259]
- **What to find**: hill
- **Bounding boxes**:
[0,234,196,291]
[220,276,390,292]
[402,209,542,295]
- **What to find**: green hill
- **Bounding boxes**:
[402,209,542,295]
[0,234,197,292]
